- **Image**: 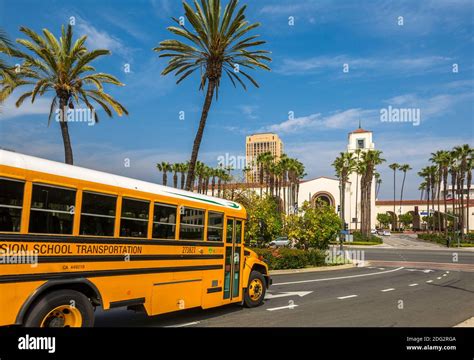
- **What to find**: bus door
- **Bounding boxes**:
[223,218,243,301]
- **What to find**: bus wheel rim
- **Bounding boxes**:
[40,305,83,327]
[249,279,263,301]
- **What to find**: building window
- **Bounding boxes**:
[207,212,224,241]
[120,198,149,238]
[0,178,24,232]
[357,139,365,149]
[29,184,76,234]
[153,203,176,239]
[80,192,116,236]
[179,207,204,240]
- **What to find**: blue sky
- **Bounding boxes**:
[0,0,473,199]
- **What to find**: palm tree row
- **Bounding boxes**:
[157,161,233,197]
[333,150,386,237]
[254,152,305,214]
[419,144,473,236]
[387,163,412,229]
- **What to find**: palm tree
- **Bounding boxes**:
[332,152,356,227]
[157,162,172,186]
[353,149,362,230]
[359,150,385,237]
[375,172,382,199]
[453,144,472,235]
[399,164,412,227]
[466,157,473,235]
[257,151,273,195]
[171,163,180,188]
[0,29,18,103]
[430,151,448,232]
[388,163,400,229]
[5,25,128,164]
[419,182,426,201]
[179,162,189,189]
[154,0,271,190]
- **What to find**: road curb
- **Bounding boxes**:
[454,317,474,327]
[269,263,355,275]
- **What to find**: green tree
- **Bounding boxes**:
[399,212,413,229]
[377,213,391,228]
[154,0,271,190]
[5,25,128,164]
[285,201,342,250]
[241,193,282,246]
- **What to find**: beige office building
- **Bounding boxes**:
[246,133,283,183]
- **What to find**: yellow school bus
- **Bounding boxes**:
[0,149,270,327]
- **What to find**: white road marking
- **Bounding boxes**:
[406,269,434,273]
[338,295,358,300]
[437,277,442,280]
[442,274,447,277]
[446,271,450,274]
[265,291,313,299]
[409,283,419,287]
[426,280,433,283]
[272,267,405,286]
[267,304,298,311]
[381,288,395,292]
[378,268,385,270]
[166,321,200,328]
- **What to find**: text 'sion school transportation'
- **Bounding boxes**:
[0,150,271,327]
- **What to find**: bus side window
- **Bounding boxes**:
[120,198,149,238]
[0,178,25,232]
[207,212,224,241]
[29,184,76,235]
[179,207,205,240]
[152,203,177,239]
[80,192,117,237]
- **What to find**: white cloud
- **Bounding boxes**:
[76,19,131,58]
[239,105,260,120]
[275,55,452,76]
[261,108,378,134]
[0,95,51,120]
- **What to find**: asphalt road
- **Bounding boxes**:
[94,264,474,327]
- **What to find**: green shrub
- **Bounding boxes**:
[352,231,383,244]
[250,248,327,270]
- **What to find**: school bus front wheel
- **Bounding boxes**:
[243,271,267,308]
[23,289,94,327]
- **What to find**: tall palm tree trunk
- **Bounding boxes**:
[185,81,216,190]
[180,172,186,189]
[443,171,448,235]
[59,98,74,165]
[355,173,359,230]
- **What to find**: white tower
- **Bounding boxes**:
[346,124,376,230]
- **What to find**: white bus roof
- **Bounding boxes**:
[0,149,243,212]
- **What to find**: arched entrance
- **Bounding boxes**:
[312,192,335,208]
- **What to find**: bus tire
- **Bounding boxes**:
[23,289,94,328]
[243,271,266,308]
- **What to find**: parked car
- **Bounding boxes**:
[268,236,290,247]
[377,229,391,236]
[371,229,377,234]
